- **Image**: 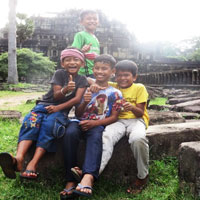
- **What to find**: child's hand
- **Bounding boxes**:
[123,102,134,112]
[83,88,92,104]
[67,75,75,92]
[90,84,107,93]
[45,105,60,113]
[79,120,96,131]
[81,43,92,53]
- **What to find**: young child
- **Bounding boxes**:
[0,47,88,179]
[60,54,122,199]
[72,9,100,77]
[101,60,149,194]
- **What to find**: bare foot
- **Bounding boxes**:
[75,174,94,195]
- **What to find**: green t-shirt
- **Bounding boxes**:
[72,31,100,76]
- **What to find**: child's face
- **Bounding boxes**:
[61,56,84,75]
[93,62,114,84]
[81,13,99,33]
[115,70,137,88]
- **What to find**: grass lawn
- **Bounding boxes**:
[0,91,195,199]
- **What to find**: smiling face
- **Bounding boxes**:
[93,62,114,85]
[81,13,99,33]
[115,70,137,88]
[61,56,84,75]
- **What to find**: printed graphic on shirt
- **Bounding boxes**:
[81,87,122,120]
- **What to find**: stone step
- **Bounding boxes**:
[146,120,200,159]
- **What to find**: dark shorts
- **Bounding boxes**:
[18,104,69,152]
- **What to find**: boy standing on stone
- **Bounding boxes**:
[60,54,122,199]
[72,9,100,77]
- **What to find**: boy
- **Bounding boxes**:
[72,9,100,77]
[100,60,149,194]
[0,48,88,179]
[60,54,122,199]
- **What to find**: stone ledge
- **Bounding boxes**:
[147,120,200,159]
[23,120,200,183]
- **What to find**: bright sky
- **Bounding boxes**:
[1,0,200,43]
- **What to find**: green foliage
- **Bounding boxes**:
[149,97,167,106]
[188,48,200,61]
[16,13,34,48]
[0,48,56,82]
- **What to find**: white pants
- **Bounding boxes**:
[99,118,149,179]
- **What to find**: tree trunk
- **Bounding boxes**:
[7,0,18,84]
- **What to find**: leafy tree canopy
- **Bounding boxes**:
[0,48,56,82]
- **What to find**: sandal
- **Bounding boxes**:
[60,186,76,200]
[73,183,93,197]
[0,152,17,179]
[20,170,39,180]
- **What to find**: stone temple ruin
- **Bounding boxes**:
[0,9,200,198]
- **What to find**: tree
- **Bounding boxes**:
[16,13,34,48]
[0,48,56,82]
[7,0,18,84]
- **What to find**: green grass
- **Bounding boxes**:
[149,97,168,106]
[0,92,195,199]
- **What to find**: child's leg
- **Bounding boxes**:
[74,125,103,196]
[99,120,125,174]
[126,119,149,179]
[23,146,46,172]
[60,122,82,198]
[16,140,33,171]
[62,122,82,182]
[82,126,104,179]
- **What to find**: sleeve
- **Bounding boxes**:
[72,32,85,49]
[76,76,89,88]
[136,84,149,104]
[49,70,64,86]
[108,81,117,88]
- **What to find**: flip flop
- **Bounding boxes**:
[0,152,17,179]
[71,167,81,182]
[60,186,76,200]
[20,170,39,180]
[73,183,93,197]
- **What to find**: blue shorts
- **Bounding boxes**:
[18,104,69,152]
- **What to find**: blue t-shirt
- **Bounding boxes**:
[80,86,123,120]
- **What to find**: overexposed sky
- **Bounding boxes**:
[1,0,200,43]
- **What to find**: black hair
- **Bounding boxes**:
[94,54,116,69]
[115,60,138,76]
[80,10,98,21]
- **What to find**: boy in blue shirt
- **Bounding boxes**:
[60,54,122,199]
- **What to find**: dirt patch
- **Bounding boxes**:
[0,93,44,109]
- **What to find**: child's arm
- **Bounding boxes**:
[53,75,75,101]
[75,88,91,117]
[46,87,86,113]
[80,109,119,131]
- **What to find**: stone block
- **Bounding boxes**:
[146,120,200,159]
[23,137,137,183]
[178,141,200,197]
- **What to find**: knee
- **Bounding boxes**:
[65,123,80,139]
[130,136,148,147]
